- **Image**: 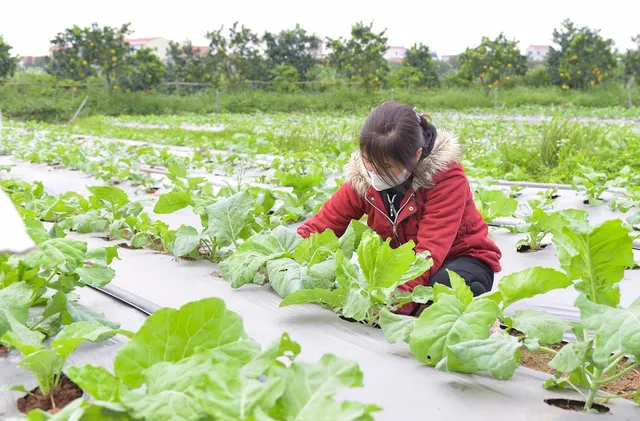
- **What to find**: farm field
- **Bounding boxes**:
[1,107,640,420]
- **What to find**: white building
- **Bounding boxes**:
[384,46,406,64]
[527,45,550,61]
[124,37,171,61]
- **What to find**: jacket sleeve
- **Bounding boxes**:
[396,166,469,315]
[297,183,366,239]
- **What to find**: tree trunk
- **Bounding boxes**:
[105,73,112,95]
[627,79,633,108]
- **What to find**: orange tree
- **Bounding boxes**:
[0,35,18,83]
[48,23,132,91]
[207,23,267,87]
[117,48,165,92]
[165,41,214,86]
[263,24,320,81]
[403,43,439,88]
[546,19,617,90]
[457,33,527,93]
[325,21,389,90]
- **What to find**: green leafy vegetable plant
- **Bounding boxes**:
[281,229,433,326]
[2,321,128,401]
[473,187,518,224]
[49,297,381,421]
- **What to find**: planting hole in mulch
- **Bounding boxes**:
[544,399,610,413]
[506,328,640,401]
[118,242,137,250]
[17,374,83,414]
[338,315,381,329]
[517,243,549,253]
[0,344,9,357]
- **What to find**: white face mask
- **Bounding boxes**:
[367,169,410,191]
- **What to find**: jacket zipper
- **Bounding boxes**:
[366,193,415,245]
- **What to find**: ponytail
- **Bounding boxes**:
[417,113,437,160]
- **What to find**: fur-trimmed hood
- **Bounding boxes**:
[345,129,462,197]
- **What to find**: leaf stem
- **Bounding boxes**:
[603,351,626,374]
[596,362,639,385]
[562,378,588,400]
[584,367,603,412]
[539,346,558,355]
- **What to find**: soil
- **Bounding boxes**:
[544,398,610,413]
[517,243,549,253]
[0,345,8,357]
[17,374,83,414]
[506,328,640,401]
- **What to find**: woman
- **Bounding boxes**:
[297,101,502,316]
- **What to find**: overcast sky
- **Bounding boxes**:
[2,0,638,57]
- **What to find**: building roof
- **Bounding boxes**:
[124,37,161,44]
[528,45,550,50]
[191,46,208,54]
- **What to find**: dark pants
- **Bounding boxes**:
[412,256,495,316]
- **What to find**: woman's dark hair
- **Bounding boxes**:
[359,101,438,185]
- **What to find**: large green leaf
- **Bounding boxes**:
[357,230,418,290]
[172,225,202,257]
[85,246,120,266]
[197,369,285,421]
[64,211,109,234]
[551,218,634,307]
[293,230,340,266]
[379,308,415,344]
[474,189,518,222]
[206,190,255,247]
[44,291,119,329]
[0,281,32,339]
[399,251,433,284]
[575,295,640,366]
[118,347,283,421]
[241,333,301,378]
[338,220,369,259]
[369,239,416,288]
[267,258,309,298]
[448,332,522,380]
[307,259,338,290]
[153,191,192,214]
[88,186,129,209]
[76,265,115,287]
[409,289,500,372]
[20,238,87,270]
[280,288,346,309]
[510,310,571,344]
[66,364,121,401]
[114,298,248,388]
[411,285,434,304]
[341,288,370,321]
[52,321,119,359]
[548,341,591,373]
[220,227,302,288]
[498,267,572,309]
[18,349,61,395]
[269,354,379,421]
